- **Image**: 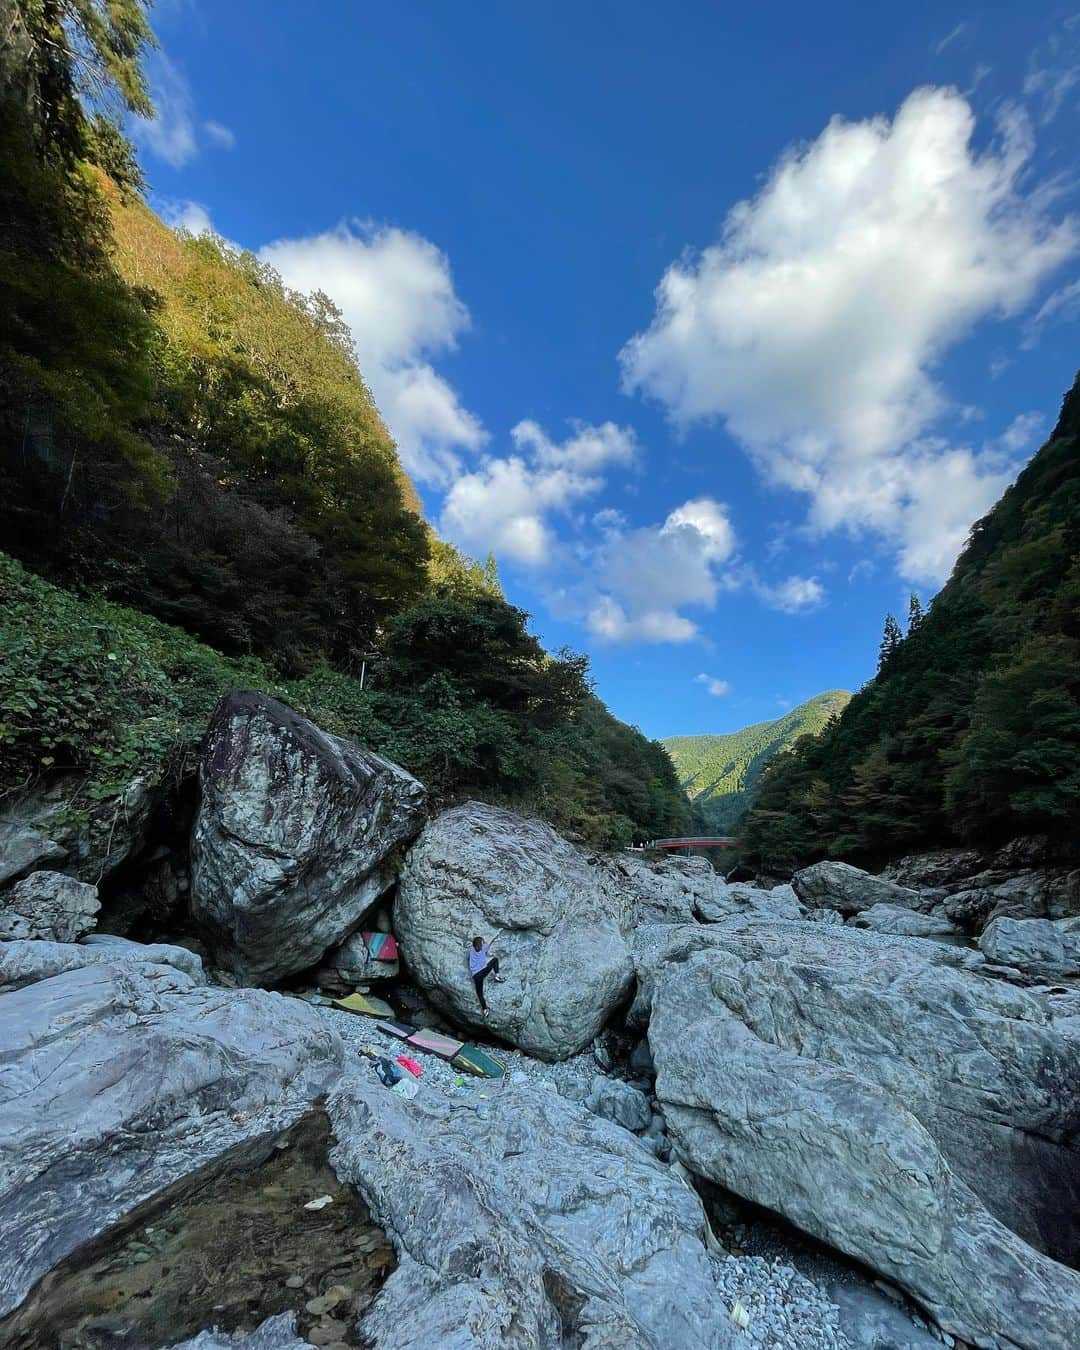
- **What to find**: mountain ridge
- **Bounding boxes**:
[663,690,852,831]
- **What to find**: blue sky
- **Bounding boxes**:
[133,2,1080,739]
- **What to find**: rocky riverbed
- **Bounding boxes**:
[2,691,1078,1349]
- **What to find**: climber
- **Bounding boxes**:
[468,933,504,1015]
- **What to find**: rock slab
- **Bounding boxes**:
[190,692,426,984]
[0,871,99,942]
[0,960,345,1317]
[792,860,929,915]
[396,802,634,1060]
[649,922,1080,1350]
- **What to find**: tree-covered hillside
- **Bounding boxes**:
[742,373,1080,871]
[663,691,851,831]
[0,0,689,848]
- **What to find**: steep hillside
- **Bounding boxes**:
[664,691,851,830]
[742,372,1080,870]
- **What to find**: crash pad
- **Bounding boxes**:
[451,1045,506,1079]
[362,930,399,962]
[332,992,394,1018]
[375,1020,417,1040]
[405,1029,465,1060]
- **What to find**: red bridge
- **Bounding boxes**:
[644,836,737,850]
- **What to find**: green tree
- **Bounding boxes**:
[877,613,903,672]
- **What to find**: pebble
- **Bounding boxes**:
[284,1275,304,1289]
[303,1194,334,1211]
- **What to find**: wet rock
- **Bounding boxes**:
[851,904,959,938]
[331,1077,739,1349]
[979,916,1080,980]
[583,1075,652,1132]
[0,960,345,1316]
[190,692,426,984]
[649,921,1080,1349]
[0,871,99,942]
[792,860,930,915]
[396,802,634,1060]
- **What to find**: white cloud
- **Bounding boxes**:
[695,673,732,697]
[934,23,968,57]
[997,411,1044,453]
[440,420,637,565]
[203,120,236,149]
[586,497,737,643]
[752,574,825,614]
[161,199,214,236]
[132,53,198,168]
[1024,276,1080,345]
[260,223,486,483]
[621,87,1076,583]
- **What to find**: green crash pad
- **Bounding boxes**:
[451,1044,506,1079]
[332,992,394,1018]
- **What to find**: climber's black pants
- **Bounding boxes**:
[473,957,499,1009]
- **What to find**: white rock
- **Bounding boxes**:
[0,871,99,943]
[396,802,634,1060]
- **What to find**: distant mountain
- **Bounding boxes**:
[663,691,852,831]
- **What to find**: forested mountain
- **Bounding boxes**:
[0,1,688,848]
[663,691,851,830]
[742,373,1080,871]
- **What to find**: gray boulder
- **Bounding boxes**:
[0,870,99,942]
[317,928,399,987]
[170,1314,309,1350]
[0,960,345,1318]
[190,692,426,984]
[395,803,634,1060]
[649,922,1080,1350]
[605,852,721,923]
[792,860,929,915]
[331,1078,737,1349]
[979,916,1080,980]
[583,1074,653,1132]
[851,903,960,938]
[0,937,206,992]
[696,880,803,923]
[0,820,66,887]
[880,848,983,890]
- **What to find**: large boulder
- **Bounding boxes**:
[395,803,634,1060]
[0,870,99,942]
[695,880,803,923]
[979,916,1080,980]
[0,960,345,1318]
[190,692,426,984]
[649,922,1080,1350]
[850,903,960,938]
[0,936,206,992]
[331,1078,738,1349]
[791,860,930,915]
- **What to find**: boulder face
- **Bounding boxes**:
[850,903,959,938]
[648,922,1080,1350]
[0,871,99,942]
[980,916,1080,979]
[395,803,634,1060]
[0,937,206,992]
[190,692,426,984]
[331,1078,737,1350]
[0,959,345,1317]
[791,860,930,915]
